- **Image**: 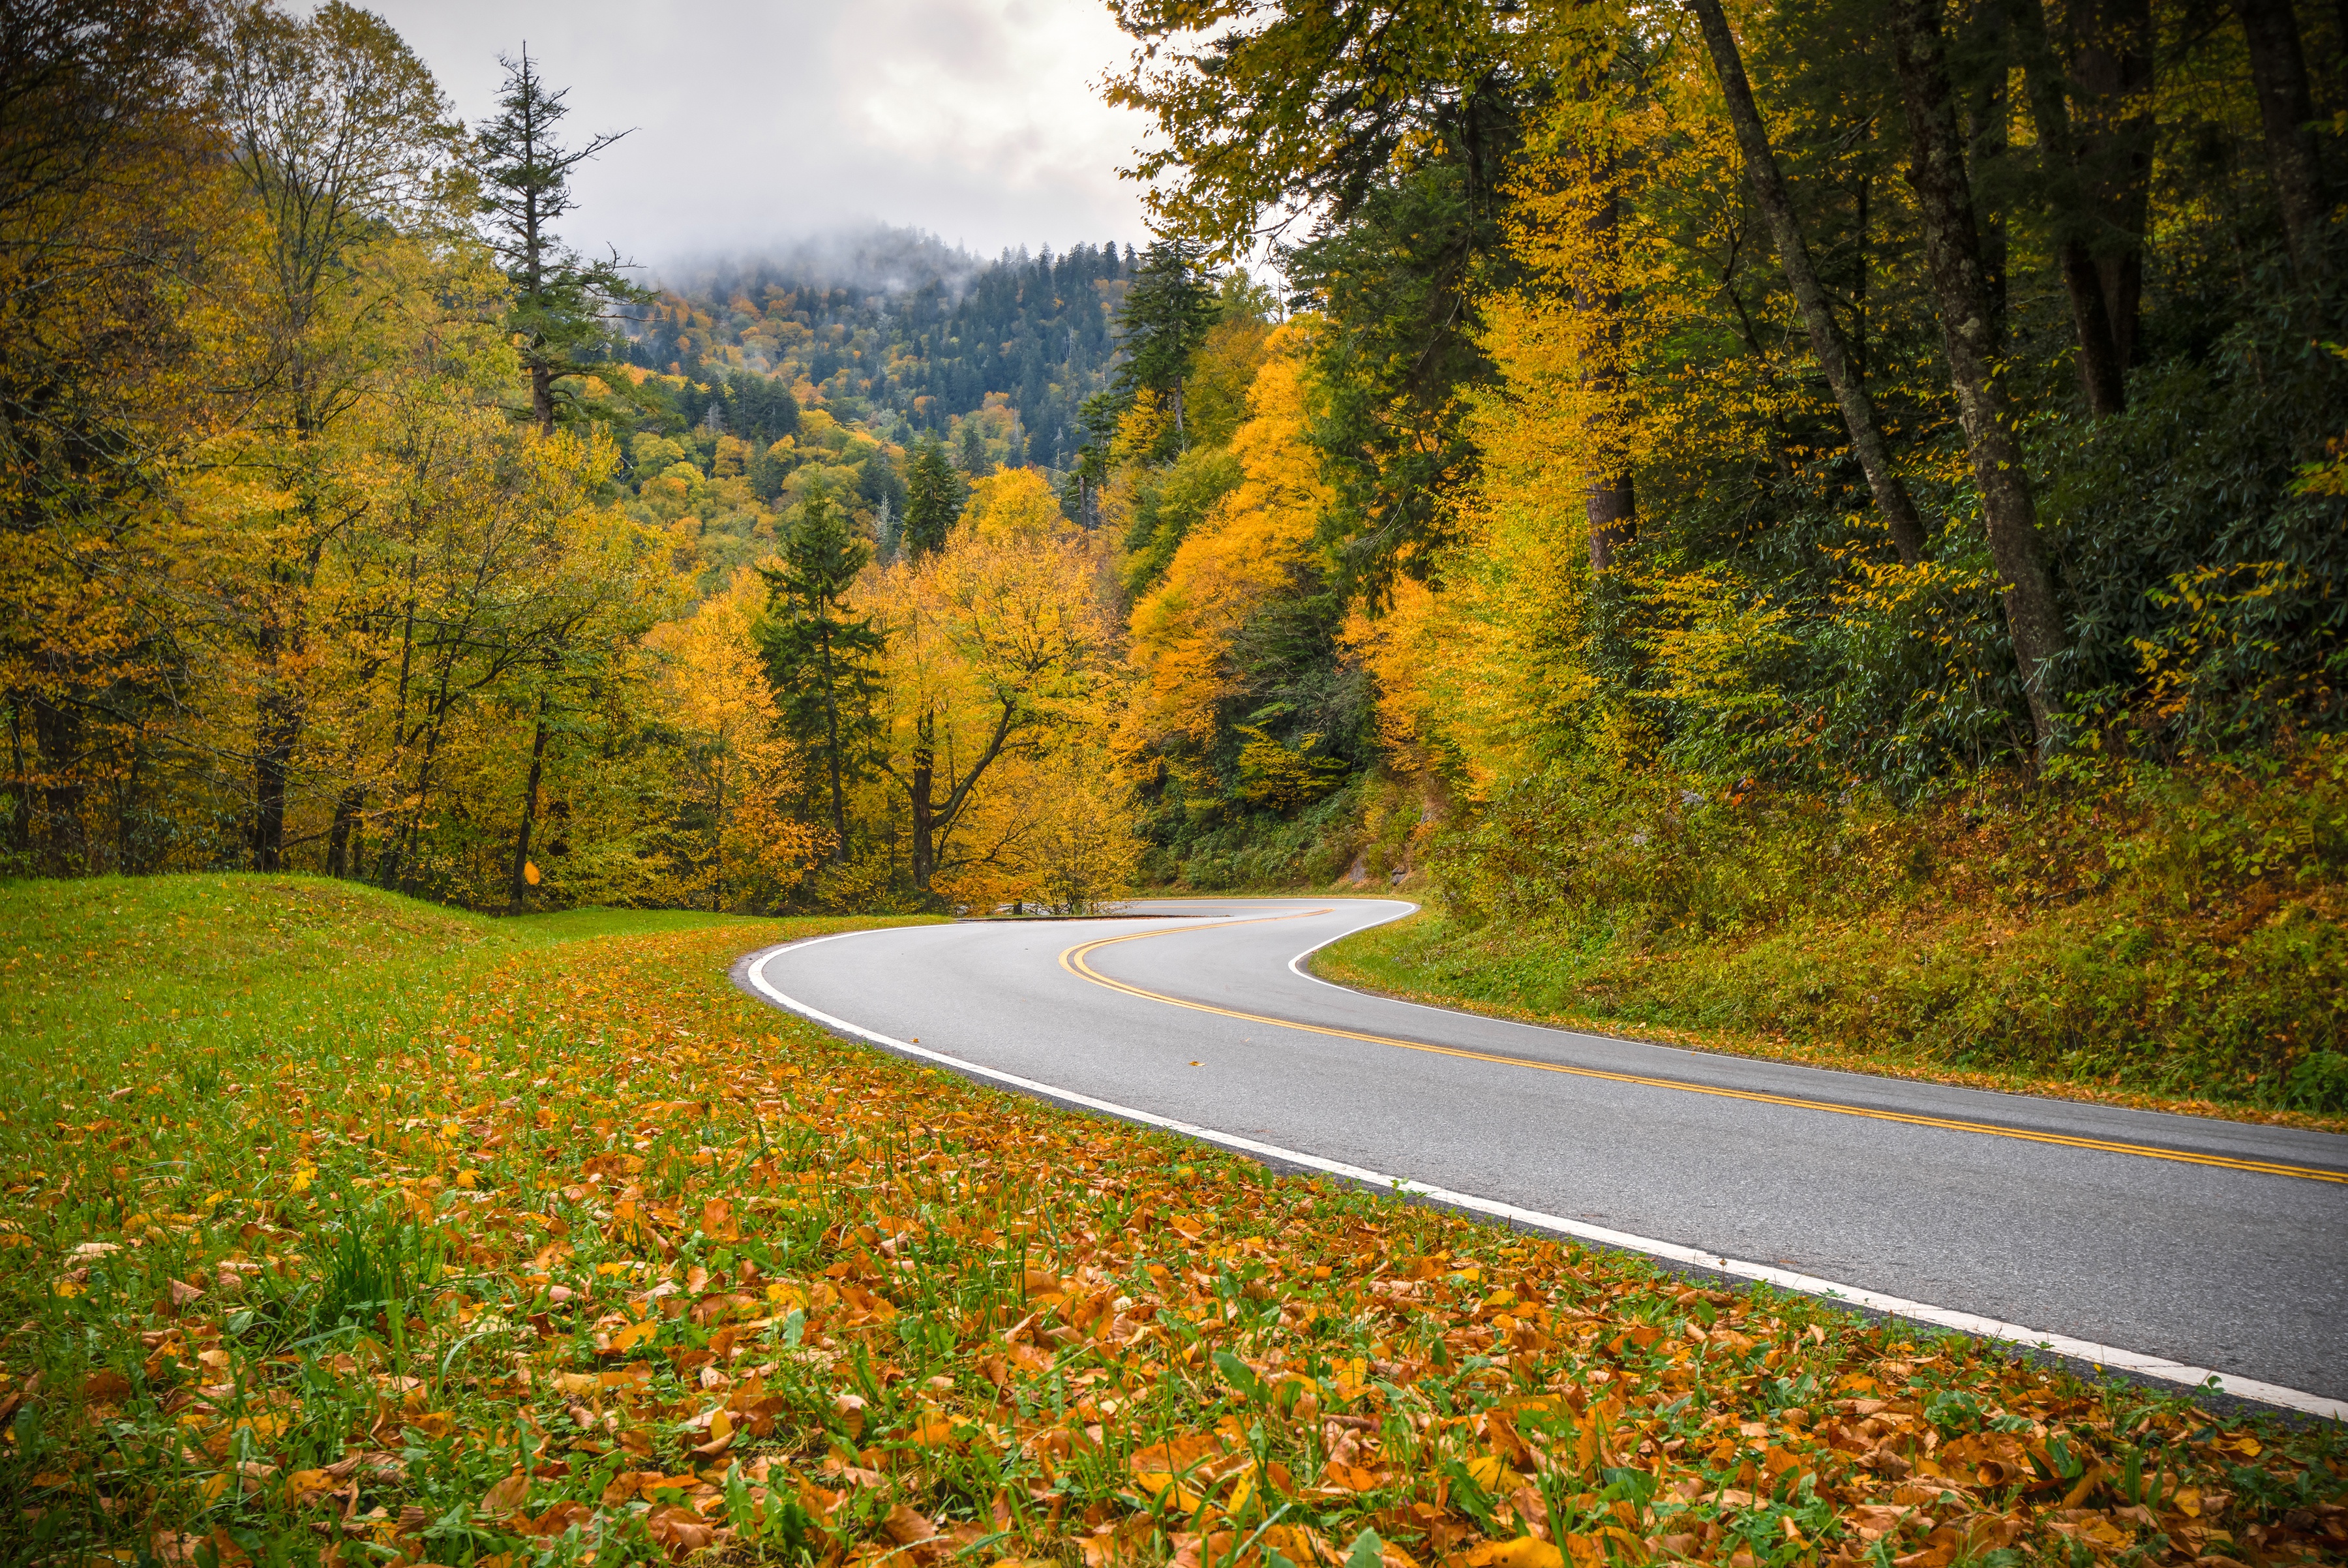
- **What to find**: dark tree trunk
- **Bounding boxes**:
[1891,0,2071,753]
[1854,173,1871,381]
[326,786,366,877]
[2009,0,2130,414]
[1965,0,2013,352]
[2056,239,2128,414]
[1586,478,1636,570]
[31,691,85,875]
[817,624,848,862]
[531,360,556,436]
[1688,0,1931,563]
[1581,182,1639,570]
[5,699,27,859]
[2071,0,2154,362]
[508,702,550,907]
[908,716,936,892]
[252,681,299,872]
[2235,0,2328,277]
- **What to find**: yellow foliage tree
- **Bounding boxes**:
[1121,321,1330,762]
[648,567,822,909]
[860,506,1122,893]
[962,466,1075,545]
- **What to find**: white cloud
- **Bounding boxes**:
[363,0,1154,265]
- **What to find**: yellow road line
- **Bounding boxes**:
[1059,916,2348,1186]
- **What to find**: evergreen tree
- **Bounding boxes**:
[958,419,991,475]
[755,479,882,862]
[902,434,963,556]
[858,449,907,515]
[1113,239,1220,444]
[474,50,648,434]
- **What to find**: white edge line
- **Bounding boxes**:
[744,929,2347,1425]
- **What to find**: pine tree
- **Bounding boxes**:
[1115,239,1219,442]
[474,49,648,434]
[755,479,883,861]
[903,434,964,556]
[958,419,991,476]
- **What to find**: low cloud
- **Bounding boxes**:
[370,0,1154,267]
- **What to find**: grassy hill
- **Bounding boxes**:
[3,875,2339,1566]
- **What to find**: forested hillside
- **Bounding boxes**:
[628,232,1134,472]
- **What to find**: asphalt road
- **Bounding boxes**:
[740,897,2348,1411]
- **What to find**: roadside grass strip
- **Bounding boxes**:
[5,886,2345,1568]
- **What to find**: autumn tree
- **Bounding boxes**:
[0,0,217,875]
[755,479,881,860]
[473,48,648,434]
[1684,0,1929,560]
[657,568,821,910]
[211,0,463,871]
[1889,0,2069,751]
[864,474,1117,894]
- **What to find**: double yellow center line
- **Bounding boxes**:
[1059,914,2347,1186]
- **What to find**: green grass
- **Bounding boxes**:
[4,874,2340,1568]
[1,874,762,1045]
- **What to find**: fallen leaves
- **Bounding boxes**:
[7,917,2343,1568]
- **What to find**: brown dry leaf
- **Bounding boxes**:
[646,1504,718,1559]
[883,1506,938,1546]
[479,1469,531,1516]
[81,1368,131,1402]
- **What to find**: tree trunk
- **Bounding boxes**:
[2235,0,2328,278]
[1965,0,2013,353]
[31,690,85,875]
[1581,181,1639,570]
[909,714,936,892]
[818,624,848,862]
[2008,0,2130,414]
[1587,477,1636,570]
[252,680,299,872]
[5,699,29,860]
[531,359,556,436]
[1687,0,1932,563]
[1891,0,2071,753]
[2070,0,2154,364]
[1854,173,1871,380]
[327,786,366,877]
[507,702,550,908]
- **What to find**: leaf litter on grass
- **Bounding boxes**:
[4,918,2344,1568]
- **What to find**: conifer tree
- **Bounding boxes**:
[755,480,882,861]
[903,434,964,556]
[958,419,992,476]
[1114,239,1220,442]
[474,49,646,434]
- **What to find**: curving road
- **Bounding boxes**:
[736,898,2348,1416]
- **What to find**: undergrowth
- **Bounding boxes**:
[1315,740,2348,1124]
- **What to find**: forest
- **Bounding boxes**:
[0,1,1138,917]
[6,0,2346,1106]
[632,234,1135,475]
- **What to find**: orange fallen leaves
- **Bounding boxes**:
[11,921,2344,1568]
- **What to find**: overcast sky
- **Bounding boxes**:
[368,0,1157,278]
